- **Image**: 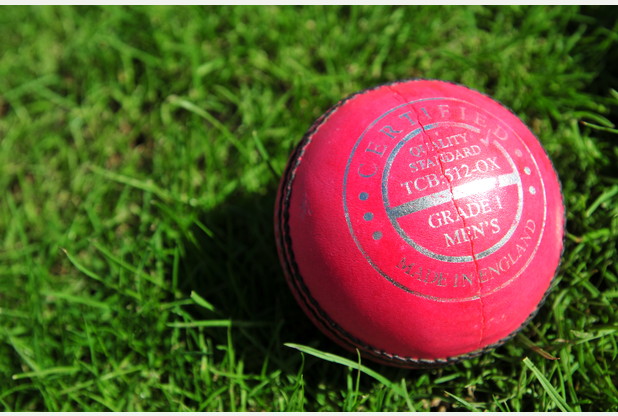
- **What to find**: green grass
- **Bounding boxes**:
[0,5,617,411]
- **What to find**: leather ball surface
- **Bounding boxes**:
[275,80,565,368]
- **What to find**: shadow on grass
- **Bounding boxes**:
[580,6,618,100]
[174,186,327,364]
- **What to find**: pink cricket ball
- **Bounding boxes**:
[275,80,565,367]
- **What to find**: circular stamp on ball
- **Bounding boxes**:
[343,97,547,302]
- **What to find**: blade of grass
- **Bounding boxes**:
[522,357,572,412]
[167,320,270,328]
[91,240,167,290]
[252,130,279,179]
[190,290,217,312]
[284,343,405,397]
[12,366,80,380]
[63,248,140,300]
[167,95,251,160]
[444,391,484,411]
[40,290,111,312]
[516,333,559,360]
[585,185,618,217]
[88,164,196,206]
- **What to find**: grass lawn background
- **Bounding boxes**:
[0,5,617,411]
